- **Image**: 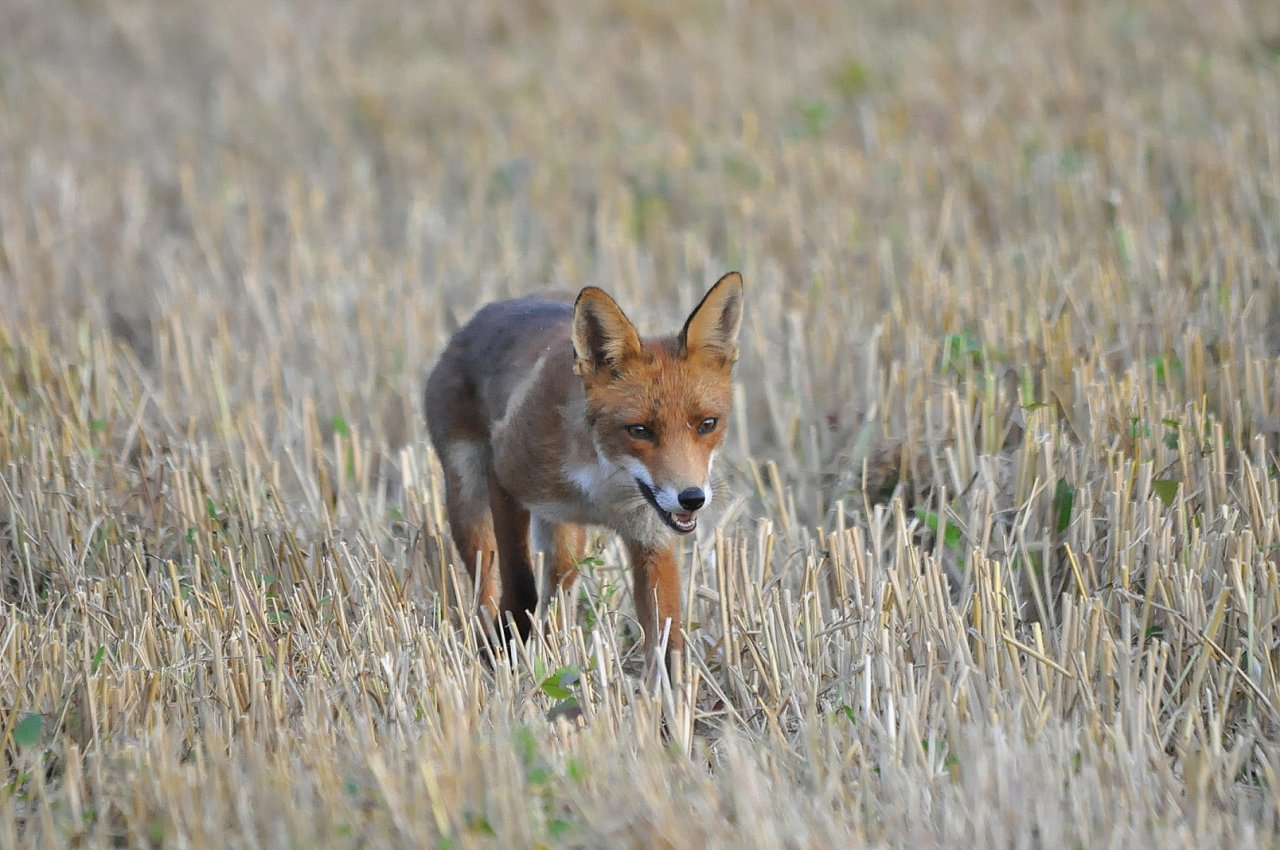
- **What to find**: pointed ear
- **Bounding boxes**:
[572,287,643,376]
[678,271,744,364]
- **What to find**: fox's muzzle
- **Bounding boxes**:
[677,488,706,511]
[635,479,700,534]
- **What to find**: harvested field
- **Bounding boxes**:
[3,0,1280,846]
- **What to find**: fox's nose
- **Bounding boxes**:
[677,488,706,511]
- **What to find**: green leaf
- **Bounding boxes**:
[546,699,583,724]
[464,811,496,836]
[331,415,351,438]
[1113,225,1134,265]
[205,497,218,521]
[1149,355,1167,384]
[833,59,870,98]
[1022,552,1044,577]
[90,645,106,674]
[12,714,43,748]
[1059,149,1085,175]
[1053,478,1075,534]
[513,726,537,768]
[916,508,963,551]
[539,665,581,701]
[799,100,833,137]
[942,331,984,372]
[1152,479,1179,507]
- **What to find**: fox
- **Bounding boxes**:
[424,271,744,679]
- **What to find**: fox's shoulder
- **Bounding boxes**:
[432,294,576,404]
[444,295,574,359]
[467,294,573,329]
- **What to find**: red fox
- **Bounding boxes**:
[425,272,743,678]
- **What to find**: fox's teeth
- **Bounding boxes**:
[634,478,698,533]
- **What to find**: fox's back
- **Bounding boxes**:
[424,295,576,445]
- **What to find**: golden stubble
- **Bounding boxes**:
[3,0,1280,847]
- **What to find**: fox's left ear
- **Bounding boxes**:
[678,271,744,365]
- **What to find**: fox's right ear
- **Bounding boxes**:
[572,287,643,376]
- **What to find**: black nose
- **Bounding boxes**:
[677,488,705,511]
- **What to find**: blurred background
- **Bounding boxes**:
[4,0,1278,498]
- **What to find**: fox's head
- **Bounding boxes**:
[571,272,744,536]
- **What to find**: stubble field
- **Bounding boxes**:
[4,0,1280,846]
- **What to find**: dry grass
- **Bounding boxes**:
[4,0,1280,846]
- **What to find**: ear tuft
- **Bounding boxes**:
[678,272,744,364]
[572,287,643,375]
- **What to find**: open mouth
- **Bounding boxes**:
[635,480,697,534]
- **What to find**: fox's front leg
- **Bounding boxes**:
[626,541,684,685]
[489,472,538,645]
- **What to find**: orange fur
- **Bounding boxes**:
[424,272,744,678]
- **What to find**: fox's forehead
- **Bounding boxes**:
[591,348,733,423]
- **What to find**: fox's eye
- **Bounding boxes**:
[697,417,718,435]
[626,424,656,441]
